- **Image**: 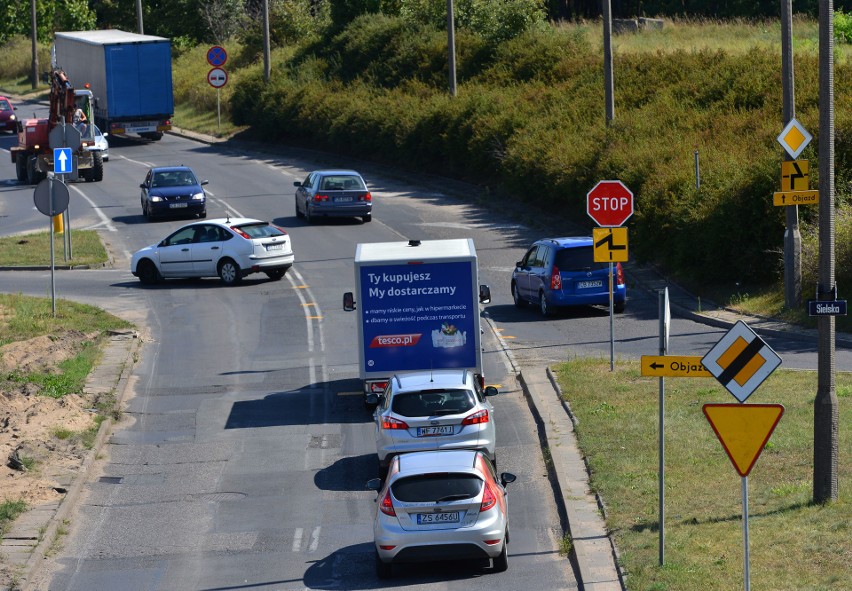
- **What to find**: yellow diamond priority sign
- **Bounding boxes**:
[702,321,782,402]
[703,403,784,477]
[777,118,812,159]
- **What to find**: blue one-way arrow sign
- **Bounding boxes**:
[54,148,72,174]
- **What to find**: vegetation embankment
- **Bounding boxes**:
[554,357,851,591]
[0,230,108,267]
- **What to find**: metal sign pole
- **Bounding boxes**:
[658,290,667,565]
[217,88,221,129]
[609,261,614,370]
[49,179,56,317]
[742,476,750,591]
[64,173,72,259]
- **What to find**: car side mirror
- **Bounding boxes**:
[365,393,380,407]
[294,181,302,187]
[140,183,146,189]
[515,261,523,268]
[479,284,491,304]
[366,478,382,492]
[343,292,356,311]
[500,472,517,487]
[484,386,498,397]
[201,180,209,186]
[102,132,108,136]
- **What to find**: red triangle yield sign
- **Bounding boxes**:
[703,403,785,477]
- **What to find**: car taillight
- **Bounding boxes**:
[462,409,489,426]
[379,490,396,516]
[616,262,625,286]
[550,265,562,290]
[230,227,251,239]
[358,192,372,202]
[314,193,329,202]
[381,416,409,430]
[370,381,388,393]
[480,483,497,512]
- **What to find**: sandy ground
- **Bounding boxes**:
[1,330,102,508]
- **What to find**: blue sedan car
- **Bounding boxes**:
[140,165,208,220]
[294,169,372,223]
[511,236,627,316]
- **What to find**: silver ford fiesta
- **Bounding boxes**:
[366,449,516,578]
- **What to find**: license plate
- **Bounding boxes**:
[577,280,602,289]
[265,243,283,251]
[336,196,353,202]
[416,425,453,437]
[169,203,188,209]
[416,512,460,525]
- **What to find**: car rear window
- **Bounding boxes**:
[392,473,482,502]
[391,389,477,417]
[554,246,608,271]
[236,223,286,238]
[320,176,365,191]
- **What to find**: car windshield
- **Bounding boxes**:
[236,223,286,238]
[392,473,482,503]
[0,100,11,111]
[320,175,365,191]
[153,170,197,187]
[391,389,476,417]
[555,246,609,271]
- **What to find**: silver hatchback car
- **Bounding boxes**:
[366,449,516,578]
[373,369,498,475]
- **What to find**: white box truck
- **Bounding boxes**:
[344,238,491,407]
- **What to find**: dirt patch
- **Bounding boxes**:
[0,331,102,507]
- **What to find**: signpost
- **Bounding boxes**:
[207,46,229,130]
[32,178,70,316]
[588,180,633,370]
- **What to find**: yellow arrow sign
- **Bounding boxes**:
[780,159,809,191]
[773,190,819,206]
[641,355,712,377]
[593,227,628,263]
[703,403,784,477]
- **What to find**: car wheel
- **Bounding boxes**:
[218,258,242,285]
[614,301,626,314]
[91,151,104,182]
[198,210,207,219]
[137,260,160,285]
[15,157,27,182]
[512,282,525,308]
[492,536,508,572]
[375,550,392,579]
[539,291,550,317]
[295,199,303,219]
[362,214,372,223]
[304,204,313,224]
[265,269,286,281]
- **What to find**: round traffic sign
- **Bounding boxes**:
[207,67,228,89]
[207,45,227,67]
[33,178,70,217]
[587,180,634,227]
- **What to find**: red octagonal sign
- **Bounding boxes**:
[587,180,634,227]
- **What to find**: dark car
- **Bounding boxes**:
[0,96,18,133]
[140,165,208,220]
[511,237,627,316]
[294,169,372,223]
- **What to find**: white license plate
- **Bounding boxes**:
[416,425,453,437]
[577,280,602,289]
[335,196,353,202]
[265,243,283,251]
[169,203,188,208]
[416,512,460,525]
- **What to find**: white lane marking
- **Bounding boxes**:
[68,184,116,232]
[309,526,321,552]
[292,527,303,552]
[119,156,158,168]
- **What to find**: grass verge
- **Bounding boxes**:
[0,230,108,268]
[0,500,28,541]
[554,358,850,591]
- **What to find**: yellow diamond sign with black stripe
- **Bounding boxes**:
[777,118,812,159]
[701,321,782,402]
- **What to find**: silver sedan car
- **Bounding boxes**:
[366,449,516,578]
[372,369,498,475]
[293,169,372,223]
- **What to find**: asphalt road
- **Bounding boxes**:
[1,98,847,590]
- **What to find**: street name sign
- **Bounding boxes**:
[592,227,628,262]
[807,300,848,316]
[641,355,712,378]
[777,118,812,159]
[587,180,633,227]
[702,403,785,477]
[701,321,782,402]
[773,190,818,206]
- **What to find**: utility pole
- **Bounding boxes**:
[815,0,838,504]
[781,0,802,309]
[30,0,38,89]
[263,0,271,82]
[602,0,614,125]
[136,0,144,34]
[447,0,457,96]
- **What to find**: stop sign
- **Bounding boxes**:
[587,180,634,227]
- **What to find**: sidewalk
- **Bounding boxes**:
[0,330,139,591]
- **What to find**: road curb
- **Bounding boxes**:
[2,330,140,591]
[518,368,625,591]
